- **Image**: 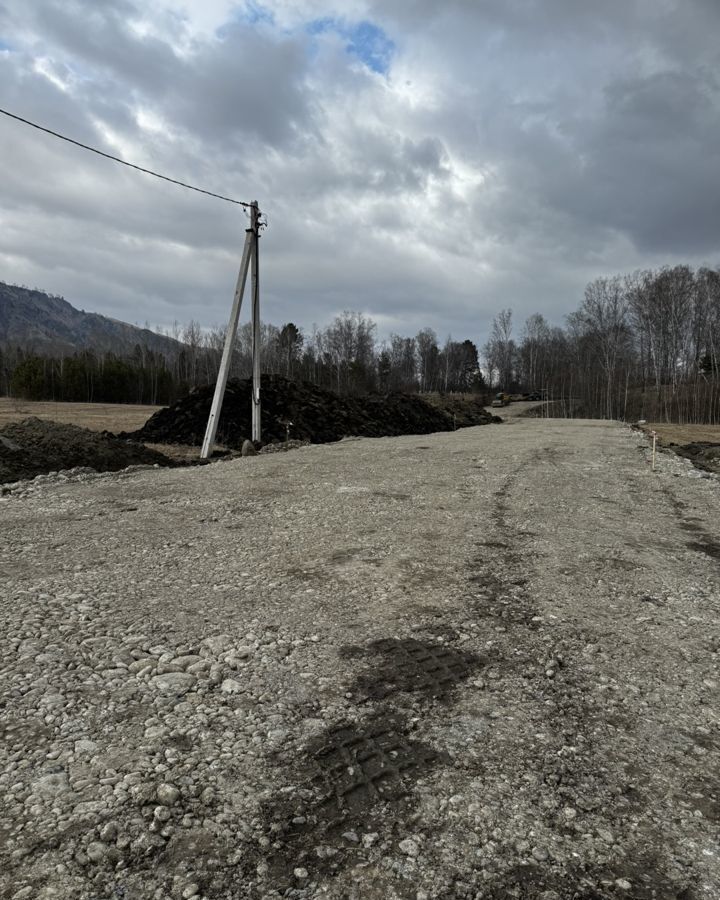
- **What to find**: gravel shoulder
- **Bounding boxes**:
[1,419,718,900]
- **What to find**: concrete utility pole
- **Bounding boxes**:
[200,202,262,459]
[251,201,261,442]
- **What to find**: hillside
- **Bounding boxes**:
[0,282,182,358]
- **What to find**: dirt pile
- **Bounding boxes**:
[423,393,502,428]
[0,418,174,483]
[671,441,720,475]
[131,375,498,448]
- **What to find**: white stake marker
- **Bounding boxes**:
[651,430,657,471]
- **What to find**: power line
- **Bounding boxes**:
[0,107,253,209]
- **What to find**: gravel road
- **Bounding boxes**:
[1,419,719,900]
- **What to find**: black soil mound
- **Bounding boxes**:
[0,418,174,484]
[671,442,720,475]
[425,393,503,428]
[131,375,497,448]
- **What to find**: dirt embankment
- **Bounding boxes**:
[130,375,499,448]
[670,442,720,475]
[0,418,174,484]
[422,392,502,426]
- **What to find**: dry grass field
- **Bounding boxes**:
[0,398,163,433]
[642,422,720,445]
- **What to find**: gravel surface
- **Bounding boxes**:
[1,419,718,900]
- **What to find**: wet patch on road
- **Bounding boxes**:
[606,555,645,572]
[475,855,697,900]
[468,560,539,624]
[662,486,720,561]
[681,773,720,823]
[307,717,441,824]
[258,711,443,889]
[371,490,411,500]
[466,473,541,624]
[638,593,666,607]
[686,539,720,561]
[342,638,482,702]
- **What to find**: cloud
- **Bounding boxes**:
[1,0,719,350]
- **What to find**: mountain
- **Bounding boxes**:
[0,282,183,358]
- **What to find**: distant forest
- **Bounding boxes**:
[2,264,719,423]
[0,313,486,406]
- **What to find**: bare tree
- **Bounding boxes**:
[415,328,440,392]
[519,313,550,390]
[484,309,516,390]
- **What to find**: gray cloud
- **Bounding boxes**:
[15,0,180,93]
[1,0,719,350]
[171,23,312,147]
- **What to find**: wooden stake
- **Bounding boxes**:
[200,224,254,459]
[251,201,261,443]
[651,430,657,471]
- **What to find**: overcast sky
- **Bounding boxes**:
[1,0,719,346]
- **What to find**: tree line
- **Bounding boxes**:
[0,314,486,406]
[484,265,720,423]
[3,263,719,423]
